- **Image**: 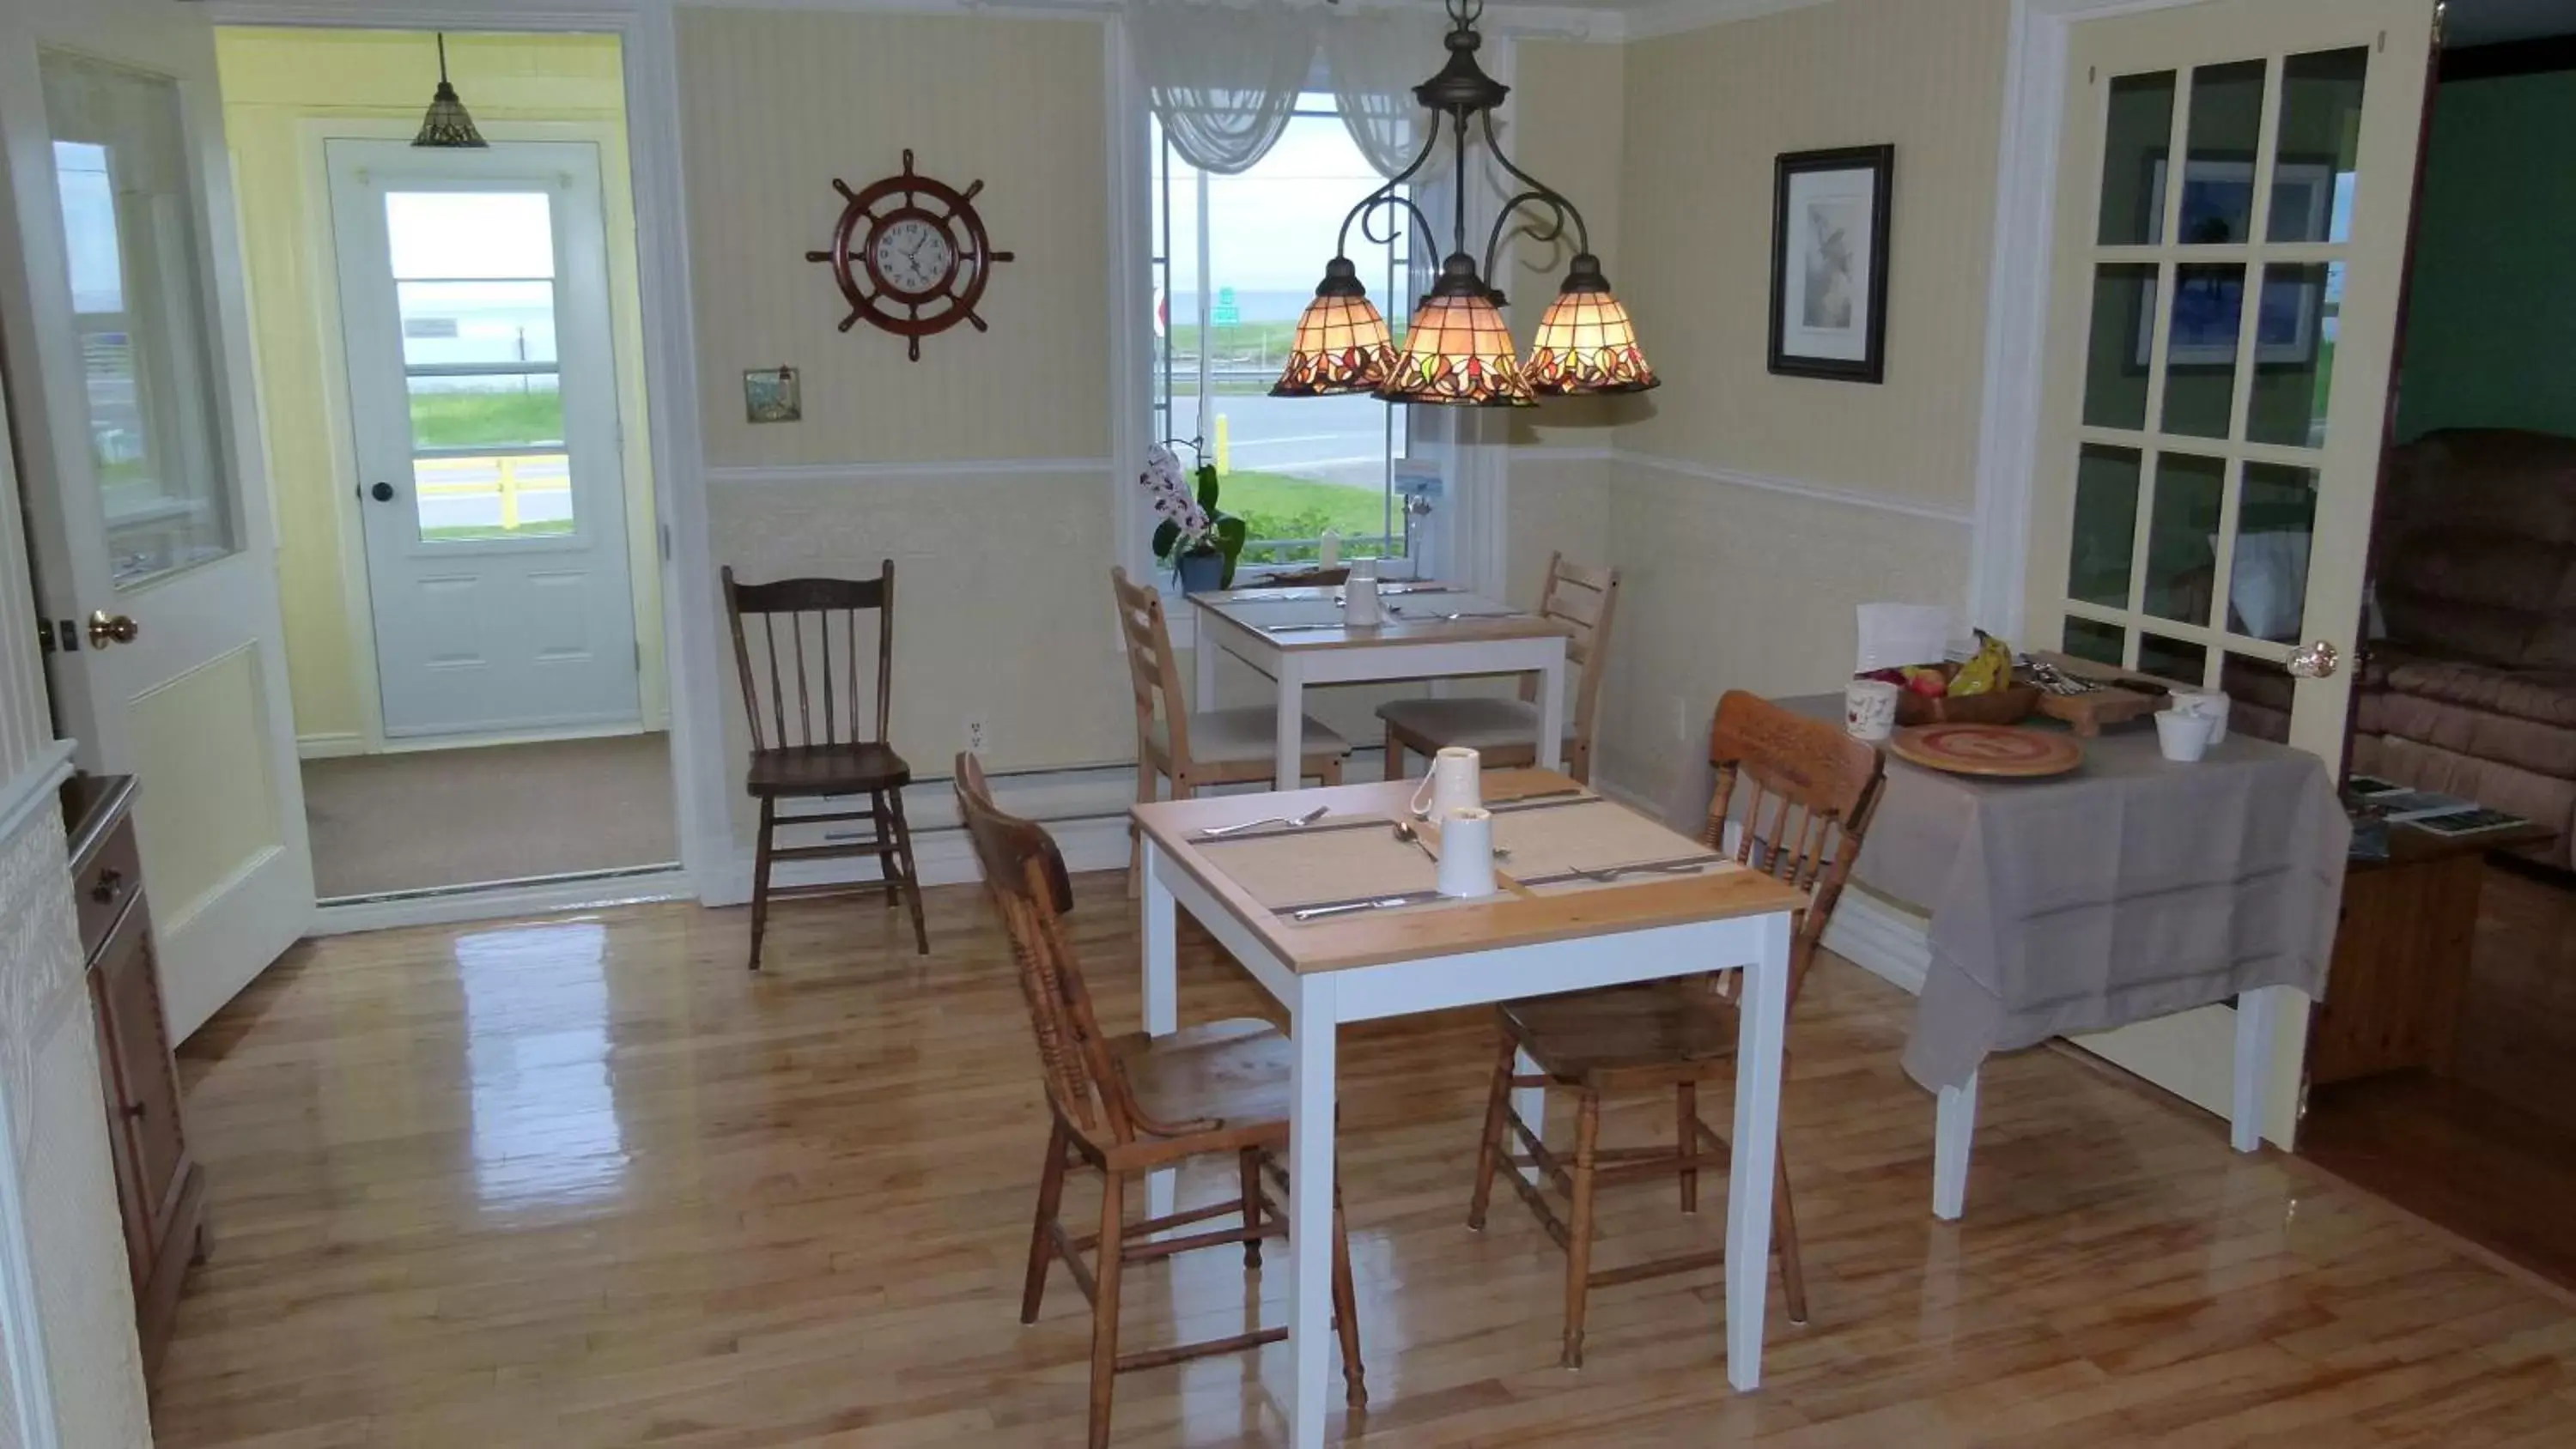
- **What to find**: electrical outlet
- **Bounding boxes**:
[964,715,990,755]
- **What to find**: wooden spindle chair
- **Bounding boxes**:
[1379,552,1621,784]
[1464,690,1885,1367]
[721,563,927,968]
[955,753,1364,1448]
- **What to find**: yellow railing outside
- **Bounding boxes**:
[412,455,573,535]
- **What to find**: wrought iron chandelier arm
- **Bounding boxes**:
[1331,126,1443,258]
[1478,109,1593,256]
[1479,189,1577,295]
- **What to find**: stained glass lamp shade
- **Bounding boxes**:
[1375,255,1535,408]
[1524,253,1658,396]
[412,34,488,150]
[1272,258,1394,397]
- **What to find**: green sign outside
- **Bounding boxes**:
[1211,285,1239,328]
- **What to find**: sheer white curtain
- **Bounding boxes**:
[1321,5,1449,179]
[1126,0,1318,175]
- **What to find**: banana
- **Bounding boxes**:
[1950,630,2012,697]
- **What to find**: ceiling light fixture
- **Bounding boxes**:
[412,33,488,150]
[1274,0,1655,406]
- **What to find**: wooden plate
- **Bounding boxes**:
[1888,723,2083,779]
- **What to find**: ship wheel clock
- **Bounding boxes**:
[805,149,1014,361]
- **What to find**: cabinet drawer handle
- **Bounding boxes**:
[90,867,125,905]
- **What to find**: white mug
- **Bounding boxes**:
[1410,746,1482,820]
[1343,573,1382,627]
[2172,689,2231,743]
[2155,707,2216,763]
[1845,678,1901,742]
[1437,807,1498,899]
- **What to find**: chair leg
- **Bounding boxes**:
[1773,1140,1809,1325]
[1562,1089,1601,1369]
[748,797,776,972]
[1022,1121,1070,1324]
[1240,1148,1264,1270]
[1677,1082,1699,1215]
[1332,1179,1367,1410]
[1088,1168,1126,1449]
[1466,1029,1517,1231]
[886,787,930,955]
[872,790,901,909]
[1382,722,1403,783]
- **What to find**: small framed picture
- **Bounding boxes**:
[744,366,801,424]
[1768,145,1894,384]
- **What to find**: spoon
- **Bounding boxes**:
[1395,819,1507,860]
[1200,804,1331,838]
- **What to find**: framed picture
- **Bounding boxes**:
[1768,145,1893,384]
[744,366,801,424]
[2131,156,2335,367]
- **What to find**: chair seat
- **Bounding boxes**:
[745,741,913,797]
[1154,708,1350,767]
[1111,1017,1293,1142]
[1503,984,1742,1082]
[1376,696,1570,752]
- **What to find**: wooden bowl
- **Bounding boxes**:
[1893,664,2041,727]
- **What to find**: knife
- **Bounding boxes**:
[1288,894,1437,921]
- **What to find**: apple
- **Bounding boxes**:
[1906,670,1949,698]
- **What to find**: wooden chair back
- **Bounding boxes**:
[721,563,896,752]
[1525,553,1623,751]
[1110,567,1194,773]
[956,752,1136,1145]
[1700,690,1886,1004]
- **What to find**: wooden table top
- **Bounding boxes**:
[1134,769,1808,974]
[1191,584,1571,652]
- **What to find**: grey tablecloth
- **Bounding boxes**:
[1780,696,2350,1092]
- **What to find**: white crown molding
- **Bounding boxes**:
[1613,449,1977,526]
[703,457,1114,485]
[1619,0,1831,44]
[203,0,1621,41]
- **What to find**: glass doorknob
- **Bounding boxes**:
[2285,640,2341,679]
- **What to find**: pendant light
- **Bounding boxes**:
[1274,0,1655,405]
[412,33,488,150]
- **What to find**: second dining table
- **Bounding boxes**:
[1134,769,1808,1447]
[1191,582,1573,790]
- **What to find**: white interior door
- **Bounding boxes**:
[0,0,314,1040]
[2026,0,2433,1143]
[327,140,640,740]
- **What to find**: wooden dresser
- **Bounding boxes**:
[64,773,208,1373]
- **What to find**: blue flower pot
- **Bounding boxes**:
[1175,552,1225,594]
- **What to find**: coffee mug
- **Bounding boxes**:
[2172,689,2231,743]
[1845,678,1900,742]
[2155,707,2216,763]
[1410,746,1482,820]
[1437,807,1498,899]
[1343,564,1382,627]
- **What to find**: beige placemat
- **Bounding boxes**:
[1472,798,1739,896]
[1198,818,1444,914]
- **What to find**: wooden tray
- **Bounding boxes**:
[1889,723,2083,779]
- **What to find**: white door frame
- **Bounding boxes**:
[208,0,737,904]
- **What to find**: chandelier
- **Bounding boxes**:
[1273,0,1656,407]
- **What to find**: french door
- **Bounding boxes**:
[2025,0,2433,1142]
[327,140,641,739]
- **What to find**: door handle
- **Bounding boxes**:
[2285,640,2342,679]
[369,481,397,503]
[87,611,139,649]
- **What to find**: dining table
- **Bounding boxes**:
[1133,769,1808,1447]
[1190,583,1573,791]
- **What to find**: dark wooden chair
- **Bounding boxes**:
[1379,552,1621,785]
[721,563,927,968]
[1465,690,1885,1367]
[955,753,1364,1447]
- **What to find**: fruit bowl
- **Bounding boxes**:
[1893,663,2042,727]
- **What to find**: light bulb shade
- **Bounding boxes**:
[1525,286,1658,396]
[413,36,487,149]
[1272,289,1394,397]
[1376,285,1535,408]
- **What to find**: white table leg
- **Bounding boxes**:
[1142,842,1181,1221]
[1534,649,1568,775]
[1273,654,1307,793]
[1932,1072,1978,1222]
[2232,986,2282,1154]
[1511,1047,1545,1184]
[1194,612,1219,711]
[1725,908,1793,1392]
[1286,972,1340,1449]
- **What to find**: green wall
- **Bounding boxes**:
[2396,69,2576,442]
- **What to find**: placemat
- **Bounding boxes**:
[1426,799,1741,898]
[1197,818,1445,915]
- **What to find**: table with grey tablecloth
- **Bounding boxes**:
[1780,695,2351,1094]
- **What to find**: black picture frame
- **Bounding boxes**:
[1767,144,1894,384]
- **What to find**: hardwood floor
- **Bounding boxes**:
[157,876,2576,1446]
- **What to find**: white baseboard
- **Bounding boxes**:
[295,731,367,761]
[310,868,695,936]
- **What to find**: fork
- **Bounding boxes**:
[1200,804,1332,838]
[1567,859,1716,882]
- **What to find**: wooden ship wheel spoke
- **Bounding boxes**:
[805,149,1014,362]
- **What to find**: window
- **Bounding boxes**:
[1151,94,1413,567]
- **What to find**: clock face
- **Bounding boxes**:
[870,214,956,298]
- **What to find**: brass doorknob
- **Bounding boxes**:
[88,611,139,649]
[2285,640,2341,679]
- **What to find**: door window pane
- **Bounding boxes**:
[2244,263,2339,447]
[2269,49,2368,244]
[398,281,559,367]
[2144,452,2226,624]
[2138,632,2208,685]
[2064,616,2125,668]
[42,53,237,588]
[2166,60,2269,246]
[2081,264,2156,430]
[2069,444,2142,608]
[411,453,573,542]
[2160,264,2247,437]
[409,373,564,452]
[386,192,554,279]
[2098,71,2178,246]
[2228,464,2318,642]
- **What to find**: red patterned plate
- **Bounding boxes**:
[1887,723,2083,779]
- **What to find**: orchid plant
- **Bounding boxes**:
[1139,443,1247,586]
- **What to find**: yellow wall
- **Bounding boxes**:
[216,28,666,749]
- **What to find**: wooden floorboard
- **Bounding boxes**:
[152,874,2576,1446]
